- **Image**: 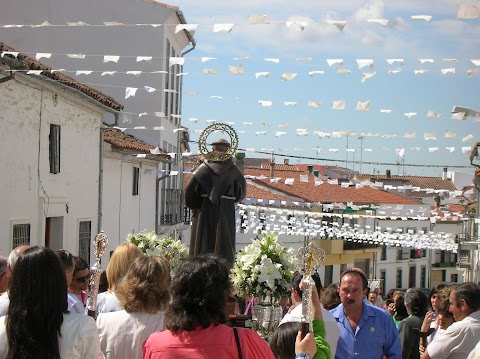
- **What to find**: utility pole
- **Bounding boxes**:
[345,135,349,169]
[358,136,364,174]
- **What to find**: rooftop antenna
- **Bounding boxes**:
[358,136,364,174]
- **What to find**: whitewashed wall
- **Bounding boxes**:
[102,149,160,261]
[0,71,105,260]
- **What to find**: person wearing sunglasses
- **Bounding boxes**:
[69,256,90,309]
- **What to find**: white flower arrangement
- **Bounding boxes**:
[231,233,294,301]
[126,231,189,271]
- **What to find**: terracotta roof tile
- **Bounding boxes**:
[246,185,291,202]
[260,163,297,171]
[104,128,170,159]
[296,164,326,176]
[245,167,420,205]
[0,43,123,111]
[354,174,457,195]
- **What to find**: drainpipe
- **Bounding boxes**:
[98,129,105,233]
[0,74,14,84]
[155,166,171,234]
[176,11,197,56]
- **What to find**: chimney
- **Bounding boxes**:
[270,159,275,178]
[284,159,289,165]
[386,169,391,178]
[307,165,313,173]
[442,167,448,180]
[235,152,245,174]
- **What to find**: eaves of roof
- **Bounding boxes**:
[0,43,124,111]
[104,128,171,160]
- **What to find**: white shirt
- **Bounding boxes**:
[97,310,165,359]
[467,340,480,359]
[280,303,339,359]
[0,312,103,359]
[0,292,9,317]
[427,310,480,359]
[96,291,121,315]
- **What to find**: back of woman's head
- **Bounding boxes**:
[106,243,143,291]
[394,295,408,322]
[270,321,302,359]
[165,255,230,331]
[117,255,170,313]
[7,246,67,359]
[321,283,341,310]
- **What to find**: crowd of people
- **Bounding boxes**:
[0,243,479,359]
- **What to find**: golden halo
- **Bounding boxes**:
[198,123,238,162]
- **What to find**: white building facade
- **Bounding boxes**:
[0,52,122,262]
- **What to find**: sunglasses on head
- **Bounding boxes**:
[74,274,91,283]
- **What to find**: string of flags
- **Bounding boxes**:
[2,51,480,79]
[0,5,478,30]
[236,204,458,251]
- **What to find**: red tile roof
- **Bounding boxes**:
[354,174,458,193]
[104,128,170,159]
[296,164,326,176]
[0,43,123,111]
[246,184,291,202]
[260,163,297,171]
[244,167,420,205]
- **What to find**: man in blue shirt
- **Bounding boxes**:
[330,268,402,359]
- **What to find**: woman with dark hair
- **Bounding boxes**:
[419,284,450,348]
[53,249,84,314]
[97,255,171,359]
[143,255,276,358]
[392,295,409,328]
[69,255,90,309]
[0,246,102,359]
[419,296,455,355]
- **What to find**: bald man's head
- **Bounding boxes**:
[7,245,30,274]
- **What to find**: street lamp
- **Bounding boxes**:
[451,105,480,120]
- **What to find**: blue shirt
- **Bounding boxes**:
[330,302,402,359]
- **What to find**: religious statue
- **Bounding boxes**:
[185,123,246,266]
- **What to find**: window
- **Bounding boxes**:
[450,274,458,282]
[133,167,140,196]
[240,210,248,233]
[397,248,409,260]
[409,266,416,288]
[420,266,426,288]
[380,270,386,295]
[410,249,422,259]
[258,211,266,233]
[287,215,295,234]
[49,124,61,174]
[381,245,387,261]
[396,269,402,288]
[324,265,333,286]
[164,39,170,119]
[78,221,91,264]
[12,223,30,248]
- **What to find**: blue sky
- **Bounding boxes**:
[174,0,479,177]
